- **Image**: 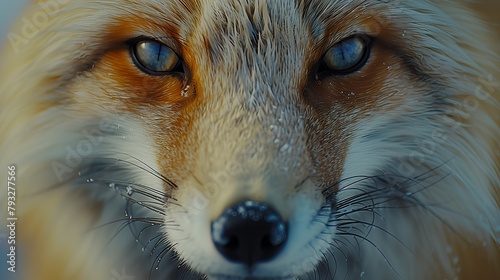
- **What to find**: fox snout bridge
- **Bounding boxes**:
[211,200,288,267]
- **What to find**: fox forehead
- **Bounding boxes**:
[102,0,388,104]
[102,0,384,71]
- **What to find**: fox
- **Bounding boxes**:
[0,0,499,279]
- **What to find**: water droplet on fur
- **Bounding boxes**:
[360,271,365,277]
[109,183,115,188]
[86,178,94,183]
[181,85,190,97]
[141,247,145,252]
[280,143,290,153]
[126,186,134,195]
[348,92,355,97]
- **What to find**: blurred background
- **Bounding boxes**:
[0,1,29,41]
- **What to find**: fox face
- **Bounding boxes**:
[1,0,499,279]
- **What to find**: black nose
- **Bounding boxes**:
[211,200,288,266]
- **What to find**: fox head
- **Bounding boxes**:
[1,0,499,279]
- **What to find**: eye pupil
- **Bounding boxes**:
[320,36,370,76]
[132,40,181,75]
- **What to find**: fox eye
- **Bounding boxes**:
[318,36,371,76]
[131,40,182,75]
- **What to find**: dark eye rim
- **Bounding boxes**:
[128,37,185,76]
[315,34,373,79]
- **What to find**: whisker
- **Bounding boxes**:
[149,237,173,277]
[83,155,178,189]
[336,231,404,280]
[319,163,463,279]
[335,219,412,253]
[141,232,164,252]
[112,152,180,190]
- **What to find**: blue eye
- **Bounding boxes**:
[320,36,370,75]
[131,40,181,75]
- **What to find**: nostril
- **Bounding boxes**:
[226,236,239,250]
[211,200,288,267]
[261,235,274,249]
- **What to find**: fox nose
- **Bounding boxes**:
[211,199,288,266]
